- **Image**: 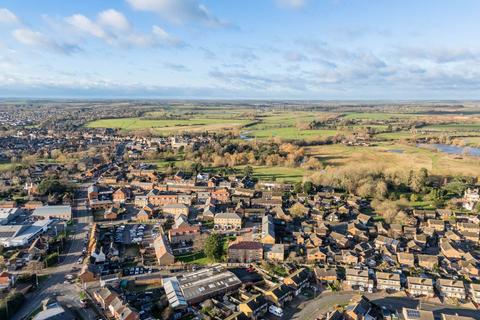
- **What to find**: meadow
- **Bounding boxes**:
[87,117,252,134]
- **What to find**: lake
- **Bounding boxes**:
[418,143,480,157]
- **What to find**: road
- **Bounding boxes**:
[12,143,126,320]
[11,204,96,320]
[287,290,357,320]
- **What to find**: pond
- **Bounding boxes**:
[418,143,480,157]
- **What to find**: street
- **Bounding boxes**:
[11,202,96,320]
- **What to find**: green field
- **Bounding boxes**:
[421,123,480,131]
[248,127,339,140]
[235,165,309,182]
[342,112,418,120]
[87,117,252,133]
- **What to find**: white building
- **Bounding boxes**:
[0,219,52,247]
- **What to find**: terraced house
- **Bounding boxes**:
[376,272,401,292]
[407,277,435,297]
[436,279,466,300]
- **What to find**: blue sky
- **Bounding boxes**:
[1,0,480,99]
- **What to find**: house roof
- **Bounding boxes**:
[229,241,262,250]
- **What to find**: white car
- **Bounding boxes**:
[77,257,83,264]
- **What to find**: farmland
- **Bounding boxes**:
[87,117,252,134]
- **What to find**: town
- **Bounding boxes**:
[1,101,480,320]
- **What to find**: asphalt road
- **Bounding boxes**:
[11,204,96,320]
[289,291,357,320]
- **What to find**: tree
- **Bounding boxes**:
[409,168,428,193]
[37,178,68,196]
[204,234,223,262]
[190,162,204,176]
[303,181,314,194]
[243,165,253,178]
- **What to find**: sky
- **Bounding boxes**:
[1,0,480,99]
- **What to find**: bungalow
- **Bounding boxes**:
[407,277,434,297]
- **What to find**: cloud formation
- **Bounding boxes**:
[127,0,228,27]
[12,28,79,54]
[65,9,184,48]
[0,8,19,24]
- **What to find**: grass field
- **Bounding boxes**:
[235,165,308,182]
[87,117,252,133]
[306,142,480,177]
[342,112,418,120]
[249,127,339,140]
[421,123,480,131]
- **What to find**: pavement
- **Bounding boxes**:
[11,203,97,320]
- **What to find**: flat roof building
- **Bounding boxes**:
[33,205,72,220]
[178,266,242,304]
[0,219,52,247]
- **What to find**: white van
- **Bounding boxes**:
[269,305,284,317]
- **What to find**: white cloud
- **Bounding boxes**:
[12,28,79,54]
[276,0,307,9]
[65,10,184,48]
[98,9,131,31]
[127,0,228,27]
[0,8,19,24]
[66,14,108,39]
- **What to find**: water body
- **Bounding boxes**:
[386,149,404,154]
[418,143,480,157]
